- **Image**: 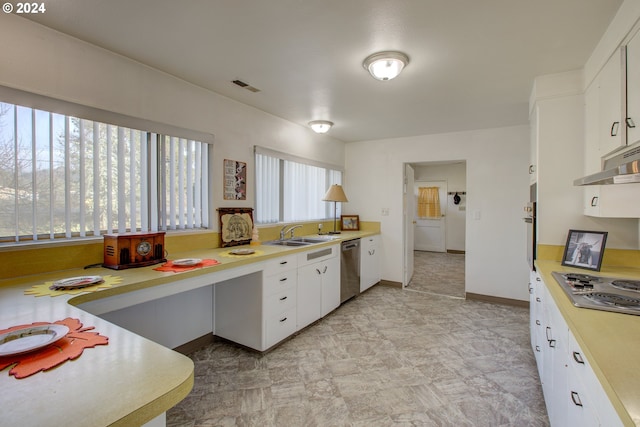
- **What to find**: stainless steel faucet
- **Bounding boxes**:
[280,224,302,240]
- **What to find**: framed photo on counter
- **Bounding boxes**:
[341,215,360,231]
[561,229,608,271]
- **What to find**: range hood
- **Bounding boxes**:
[574,144,640,186]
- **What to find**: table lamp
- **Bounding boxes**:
[322,184,349,234]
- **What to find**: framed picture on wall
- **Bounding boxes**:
[561,229,608,271]
[223,159,247,200]
[340,215,360,231]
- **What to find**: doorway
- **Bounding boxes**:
[403,161,467,298]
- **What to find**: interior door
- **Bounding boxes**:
[414,181,447,252]
[403,164,415,287]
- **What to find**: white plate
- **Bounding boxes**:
[172,258,202,266]
[51,276,103,289]
[0,324,70,357]
[230,249,255,255]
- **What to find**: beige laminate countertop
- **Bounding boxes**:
[0,231,375,427]
[536,260,640,427]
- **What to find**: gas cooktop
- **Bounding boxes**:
[552,272,640,316]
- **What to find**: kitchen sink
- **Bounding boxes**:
[264,235,340,247]
[290,236,339,243]
[264,240,314,247]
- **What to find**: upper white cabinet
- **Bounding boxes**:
[626,30,640,145]
[595,47,625,157]
[360,235,380,292]
[529,105,539,184]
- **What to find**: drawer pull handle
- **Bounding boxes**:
[316,268,322,275]
[323,266,328,274]
[535,320,541,325]
[280,261,288,265]
[571,391,583,407]
[573,351,585,364]
[611,121,619,136]
[627,117,636,128]
[369,250,375,256]
[279,296,288,301]
[536,277,541,282]
[536,297,541,302]
[279,317,288,323]
[535,345,541,352]
[546,326,551,341]
[548,339,556,348]
[591,196,598,207]
[279,277,288,282]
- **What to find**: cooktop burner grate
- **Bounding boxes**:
[564,273,601,283]
[583,292,640,309]
[611,280,640,292]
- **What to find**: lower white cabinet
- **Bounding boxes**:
[297,245,339,330]
[533,275,624,427]
[529,271,544,377]
[360,235,381,292]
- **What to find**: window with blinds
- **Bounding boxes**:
[0,101,210,243]
[254,147,343,224]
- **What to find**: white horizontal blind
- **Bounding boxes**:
[0,101,209,243]
[254,147,342,224]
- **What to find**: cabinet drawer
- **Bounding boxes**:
[266,307,296,348]
[264,271,297,296]
[264,254,298,276]
[265,287,296,318]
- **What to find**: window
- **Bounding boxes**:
[0,100,211,243]
[255,147,343,224]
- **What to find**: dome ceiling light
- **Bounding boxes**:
[309,120,334,134]
[362,51,410,81]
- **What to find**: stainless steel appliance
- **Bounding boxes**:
[552,271,640,316]
[524,183,537,270]
[574,143,640,185]
[340,238,360,303]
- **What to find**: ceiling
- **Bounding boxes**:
[23,0,622,142]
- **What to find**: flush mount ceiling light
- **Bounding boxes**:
[309,120,334,134]
[362,51,410,81]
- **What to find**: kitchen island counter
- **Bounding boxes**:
[0,231,377,427]
[536,259,640,427]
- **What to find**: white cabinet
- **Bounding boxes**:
[597,48,625,157]
[529,104,538,184]
[529,271,544,377]
[532,275,624,427]
[263,254,298,348]
[583,183,640,217]
[360,235,381,292]
[296,245,339,330]
[626,30,640,145]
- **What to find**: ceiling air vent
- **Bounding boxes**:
[232,79,261,93]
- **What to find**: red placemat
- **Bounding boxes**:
[153,258,220,273]
[0,317,109,379]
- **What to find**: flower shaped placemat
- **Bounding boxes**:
[24,275,122,297]
[0,317,109,379]
[153,259,220,273]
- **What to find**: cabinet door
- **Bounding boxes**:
[297,263,322,330]
[321,256,340,317]
[584,183,640,217]
[627,31,640,144]
[598,48,625,156]
[360,235,380,292]
[530,272,544,374]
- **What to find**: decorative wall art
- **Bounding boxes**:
[561,229,608,272]
[218,208,254,247]
[223,159,247,200]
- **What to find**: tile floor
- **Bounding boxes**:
[167,253,549,427]
[406,251,465,298]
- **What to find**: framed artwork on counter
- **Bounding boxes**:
[218,208,253,247]
[561,229,608,271]
[340,215,360,231]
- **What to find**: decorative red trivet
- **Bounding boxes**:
[153,258,220,273]
[0,318,109,379]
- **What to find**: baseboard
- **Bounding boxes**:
[173,333,215,355]
[447,249,465,254]
[379,280,402,288]
[466,292,529,308]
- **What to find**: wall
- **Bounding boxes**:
[345,125,531,302]
[0,14,345,222]
[413,163,467,251]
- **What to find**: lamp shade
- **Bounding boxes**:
[363,51,409,81]
[322,184,348,202]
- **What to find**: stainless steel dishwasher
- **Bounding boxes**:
[340,238,361,303]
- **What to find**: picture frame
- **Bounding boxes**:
[223,159,247,200]
[561,229,608,272]
[340,215,360,231]
[218,207,253,247]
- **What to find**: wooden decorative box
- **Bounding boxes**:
[103,232,166,270]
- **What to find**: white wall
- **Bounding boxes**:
[0,14,345,228]
[413,163,467,251]
[345,126,531,301]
